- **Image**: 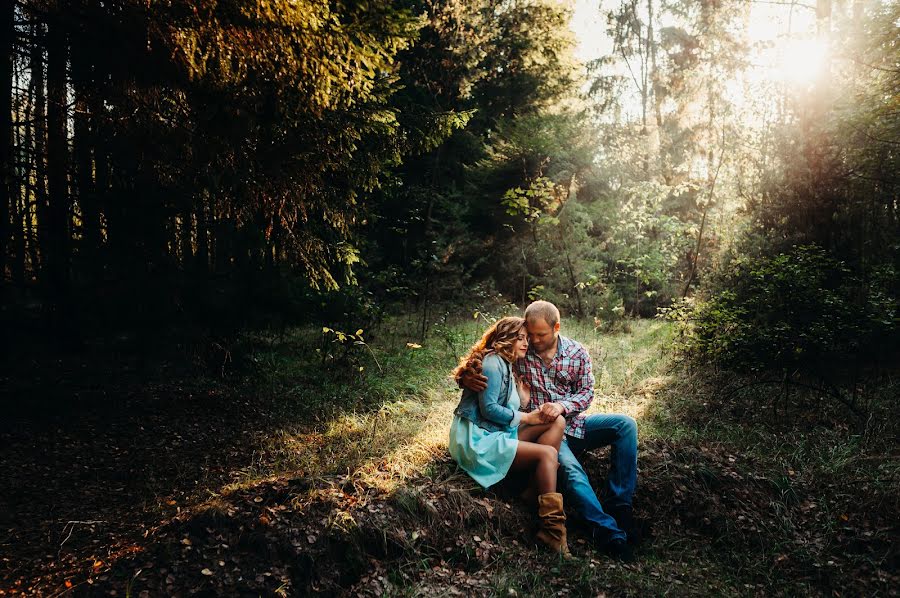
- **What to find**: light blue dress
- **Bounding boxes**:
[449,356,522,488]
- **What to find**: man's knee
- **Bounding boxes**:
[617,415,637,441]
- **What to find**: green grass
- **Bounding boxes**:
[228,317,675,487]
[218,315,896,596]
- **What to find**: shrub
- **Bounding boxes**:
[680,245,898,382]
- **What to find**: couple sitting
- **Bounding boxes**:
[449,301,638,559]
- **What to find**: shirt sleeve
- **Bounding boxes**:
[478,356,522,428]
[558,347,594,416]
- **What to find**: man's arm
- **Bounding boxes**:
[456,356,489,392]
[459,367,488,393]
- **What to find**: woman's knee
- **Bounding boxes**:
[553,414,565,428]
[540,444,558,463]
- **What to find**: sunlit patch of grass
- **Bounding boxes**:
[227,317,679,492]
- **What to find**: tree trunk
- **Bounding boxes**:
[196,191,209,273]
[71,34,99,278]
[0,0,13,284]
[92,80,109,261]
[21,59,36,282]
[12,49,26,284]
[31,21,48,281]
[647,0,665,181]
[46,14,71,312]
[180,208,193,268]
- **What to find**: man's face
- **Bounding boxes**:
[526,317,560,353]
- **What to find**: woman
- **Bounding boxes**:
[448,316,569,554]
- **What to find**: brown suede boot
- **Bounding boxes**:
[535,492,570,557]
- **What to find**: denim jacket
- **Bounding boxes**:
[453,353,523,432]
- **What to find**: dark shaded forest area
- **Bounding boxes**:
[1,0,897,595]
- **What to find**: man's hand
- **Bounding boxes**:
[520,409,545,426]
[460,368,488,393]
[539,402,565,422]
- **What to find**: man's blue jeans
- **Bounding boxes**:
[557,414,637,541]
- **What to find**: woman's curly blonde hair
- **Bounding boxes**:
[452,316,525,380]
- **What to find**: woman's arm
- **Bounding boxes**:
[477,356,522,428]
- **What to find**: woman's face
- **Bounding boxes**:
[514,327,529,359]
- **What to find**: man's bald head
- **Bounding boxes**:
[525,300,560,328]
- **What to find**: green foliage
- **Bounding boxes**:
[681,246,898,378]
[365,0,584,315]
[673,0,900,392]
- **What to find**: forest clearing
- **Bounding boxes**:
[2,318,897,596]
[1,0,898,595]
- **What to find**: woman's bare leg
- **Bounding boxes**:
[537,415,565,451]
[519,415,566,451]
[518,422,553,442]
[509,441,558,494]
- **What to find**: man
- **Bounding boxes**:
[460,300,639,560]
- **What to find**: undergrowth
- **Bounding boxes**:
[5,316,896,596]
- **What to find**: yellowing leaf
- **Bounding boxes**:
[406,342,422,349]
[356,329,364,336]
[201,568,214,576]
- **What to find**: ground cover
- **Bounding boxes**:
[1,317,896,596]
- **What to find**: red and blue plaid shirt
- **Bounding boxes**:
[514,335,594,439]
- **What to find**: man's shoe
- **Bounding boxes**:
[591,528,635,562]
[604,537,635,562]
[606,504,649,545]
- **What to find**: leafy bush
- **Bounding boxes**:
[680,245,898,380]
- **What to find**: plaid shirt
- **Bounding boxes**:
[515,335,594,439]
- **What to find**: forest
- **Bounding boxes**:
[1,0,897,595]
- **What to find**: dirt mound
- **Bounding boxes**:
[88,462,532,596]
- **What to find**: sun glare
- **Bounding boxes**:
[772,38,830,86]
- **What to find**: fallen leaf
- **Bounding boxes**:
[201,568,213,576]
